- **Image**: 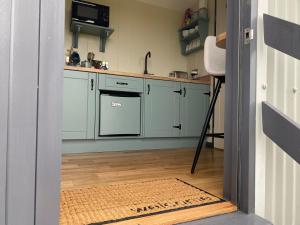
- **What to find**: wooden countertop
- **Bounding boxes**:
[64,66,211,85]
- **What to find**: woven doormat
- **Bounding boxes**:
[60,178,234,225]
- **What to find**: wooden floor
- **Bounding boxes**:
[61,148,224,198]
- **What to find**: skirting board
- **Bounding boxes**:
[62,138,199,154]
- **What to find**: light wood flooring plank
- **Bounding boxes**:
[61,148,225,198]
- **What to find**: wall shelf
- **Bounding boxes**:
[178,16,209,56]
[71,21,114,52]
[179,17,209,32]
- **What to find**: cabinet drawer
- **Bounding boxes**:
[98,74,143,93]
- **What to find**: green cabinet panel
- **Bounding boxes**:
[180,83,209,137]
[144,79,181,137]
[100,95,141,135]
[63,70,96,139]
[98,74,144,93]
[63,70,209,141]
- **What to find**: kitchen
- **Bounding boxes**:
[61,0,232,224]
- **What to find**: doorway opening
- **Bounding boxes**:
[60,0,237,224]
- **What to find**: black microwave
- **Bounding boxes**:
[72,0,109,27]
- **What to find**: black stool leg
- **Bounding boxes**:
[191,77,225,174]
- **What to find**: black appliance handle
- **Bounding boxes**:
[147,84,150,95]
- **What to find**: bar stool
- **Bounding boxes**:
[191,36,226,174]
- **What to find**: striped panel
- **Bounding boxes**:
[256,0,300,225]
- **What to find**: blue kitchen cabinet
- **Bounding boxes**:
[62,69,210,141]
[63,70,96,139]
[180,83,210,137]
[144,79,181,137]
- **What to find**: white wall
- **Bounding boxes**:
[256,1,300,225]
[65,0,187,76]
[212,0,226,149]
[186,0,227,75]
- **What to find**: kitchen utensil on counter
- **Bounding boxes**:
[65,56,70,65]
[191,69,199,78]
[102,61,109,70]
[85,58,109,70]
[87,52,95,62]
[65,48,73,65]
[81,60,91,68]
[169,71,188,79]
[69,51,80,66]
[92,60,102,69]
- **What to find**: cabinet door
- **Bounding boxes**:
[63,70,96,139]
[180,83,209,137]
[144,79,181,137]
[100,95,141,135]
